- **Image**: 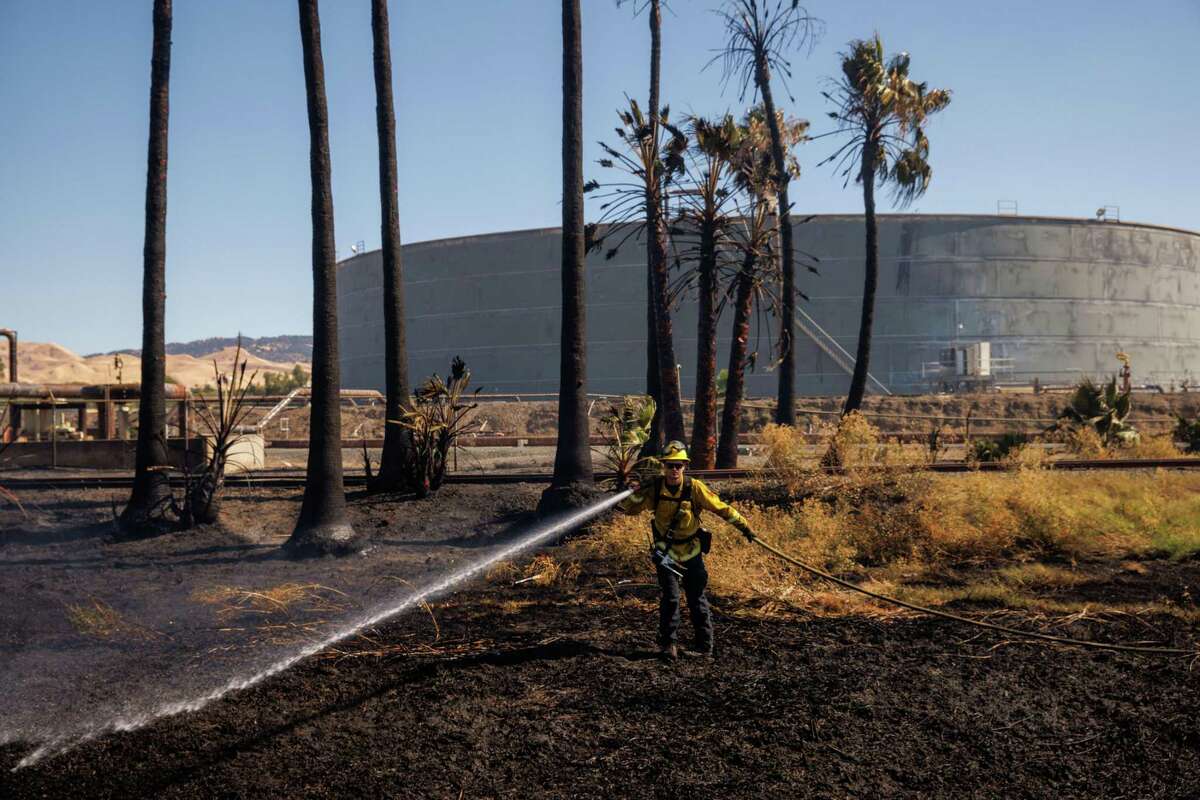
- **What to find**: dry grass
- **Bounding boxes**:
[489,554,582,587]
[192,582,352,617]
[1061,426,1109,459]
[486,560,521,583]
[65,598,163,640]
[324,633,494,662]
[1121,434,1182,459]
[587,467,1200,619]
[760,414,949,491]
[190,582,355,648]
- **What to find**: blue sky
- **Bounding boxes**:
[2,0,1197,354]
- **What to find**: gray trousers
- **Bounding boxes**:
[655,552,713,648]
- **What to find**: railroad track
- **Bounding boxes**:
[4,458,1199,490]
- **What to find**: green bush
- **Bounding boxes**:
[260,364,309,396]
[971,432,1029,463]
[1175,415,1200,454]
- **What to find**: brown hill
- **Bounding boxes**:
[7,341,310,389]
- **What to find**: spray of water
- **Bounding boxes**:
[13,489,632,771]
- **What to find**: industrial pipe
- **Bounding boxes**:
[0,383,189,400]
[0,329,18,436]
[0,383,51,398]
[78,383,190,400]
[0,328,16,384]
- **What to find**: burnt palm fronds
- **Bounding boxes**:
[709,4,823,425]
[586,98,689,259]
[668,114,743,271]
[590,97,690,442]
[710,0,823,104]
[185,338,259,525]
[670,113,746,468]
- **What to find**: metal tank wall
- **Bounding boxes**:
[337,215,1200,396]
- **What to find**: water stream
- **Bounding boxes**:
[13,489,631,770]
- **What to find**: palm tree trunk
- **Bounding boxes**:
[286,0,358,556]
[717,251,756,468]
[650,212,686,443]
[120,0,173,535]
[645,5,683,445]
[690,216,719,469]
[844,143,878,414]
[756,66,796,426]
[369,0,414,493]
[645,261,663,451]
[643,0,664,453]
[549,0,593,488]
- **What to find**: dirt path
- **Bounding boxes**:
[2,484,1198,798]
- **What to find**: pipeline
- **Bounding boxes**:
[747,535,1196,657]
[0,328,17,384]
[0,328,19,435]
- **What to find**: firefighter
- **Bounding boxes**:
[619,441,755,659]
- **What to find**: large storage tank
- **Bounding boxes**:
[337,214,1200,396]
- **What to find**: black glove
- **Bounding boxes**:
[741,527,756,543]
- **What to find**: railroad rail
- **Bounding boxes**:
[4,458,1199,490]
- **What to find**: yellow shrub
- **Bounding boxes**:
[1121,434,1179,459]
[1065,426,1108,459]
[759,422,813,491]
[1005,443,1049,470]
[826,411,882,470]
[519,553,581,586]
[586,470,1200,615]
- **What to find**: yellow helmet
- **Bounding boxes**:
[661,440,690,463]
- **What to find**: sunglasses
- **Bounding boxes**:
[664,463,686,470]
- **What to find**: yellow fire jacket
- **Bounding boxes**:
[619,476,751,562]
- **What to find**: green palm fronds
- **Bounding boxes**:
[820,32,951,206]
[1053,376,1138,446]
[395,356,483,496]
[594,395,658,489]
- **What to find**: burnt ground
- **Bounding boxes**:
[1,483,1199,798]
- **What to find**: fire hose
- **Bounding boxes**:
[745,534,1197,658]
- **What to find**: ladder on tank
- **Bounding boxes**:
[794,307,892,396]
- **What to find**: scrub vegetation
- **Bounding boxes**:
[587,409,1200,622]
[590,467,1200,619]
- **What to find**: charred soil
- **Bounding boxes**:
[1,483,1198,798]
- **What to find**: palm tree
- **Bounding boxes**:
[587,100,689,444]
[716,196,776,468]
[821,34,950,414]
[284,0,358,556]
[546,0,594,496]
[715,111,808,467]
[120,0,173,535]
[616,0,665,453]
[714,0,822,426]
[675,114,743,469]
[369,0,415,493]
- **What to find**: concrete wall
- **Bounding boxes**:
[337,215,1200,396]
